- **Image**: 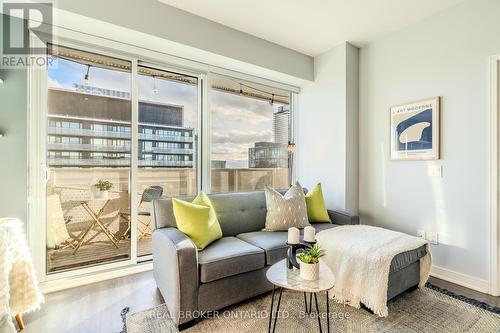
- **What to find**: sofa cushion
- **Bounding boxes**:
[305,183,331,222]
[236,231,288,265]
[172,192,222,250]
[238,224,340,266]
[198,237,265,283]
[263,183,309,231]
[390,245,427,273]
[308,222,337,234]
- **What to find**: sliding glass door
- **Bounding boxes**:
[46,45,132,273]
[135,65,199,258]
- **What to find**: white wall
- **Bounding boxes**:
[359,0,500,285]
[298,42,359,212]
[0,16,28,222]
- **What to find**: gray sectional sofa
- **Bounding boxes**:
[151,190,426,327]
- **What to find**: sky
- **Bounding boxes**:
[48,57,285,168]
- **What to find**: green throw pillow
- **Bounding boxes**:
[305,183,331,223]
[172,192,222,250]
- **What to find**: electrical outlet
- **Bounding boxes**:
[417,230,426,239]
[428,165,442,177]
[427,232,439,245]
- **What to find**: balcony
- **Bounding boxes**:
[152,147,193,154]
[48,158,193,167]
[48,127,194,143]
[48,127,131,139]
[48,142,130,153]
[139,160,193,167]
[138,132,193,143]
[46,167,288,273]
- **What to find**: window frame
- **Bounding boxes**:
[28,29,298,291]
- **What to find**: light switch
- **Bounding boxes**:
[428,165,442,177]
[417,230,426,239]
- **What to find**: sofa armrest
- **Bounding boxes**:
[328,209,360,225]
[153,228,198,325]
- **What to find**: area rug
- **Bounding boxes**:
[121,284,500,333]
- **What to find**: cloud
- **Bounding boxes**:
[212,130,272,144]
[211,144,249,160]
[211,90,276,125]
[48,76,63,88]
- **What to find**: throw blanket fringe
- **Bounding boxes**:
[0,218,44,333]
[317,225,431,317]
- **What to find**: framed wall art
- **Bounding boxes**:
[390,97,440,160]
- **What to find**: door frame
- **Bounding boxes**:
[28,34,208,285]
[489,54,500,296]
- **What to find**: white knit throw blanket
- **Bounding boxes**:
[0,218,44,332]
[316,225,431,317]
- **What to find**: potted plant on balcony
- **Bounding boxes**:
[94,180,113,200]
[297,245,325,281]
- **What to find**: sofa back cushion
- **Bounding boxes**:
[153,190,289,236]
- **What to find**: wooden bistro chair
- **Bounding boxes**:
[119,185,163,240]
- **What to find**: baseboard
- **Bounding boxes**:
[430,265,489,294]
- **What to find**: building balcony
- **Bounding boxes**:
[48,142,130,153]
[138,160,193,167]
[138,133,193,143]
[48,157,193,167]
[48,127,194,143]
[48,127,131,139]
[152,147,193,154]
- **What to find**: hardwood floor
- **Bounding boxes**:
[23,271,163,333]
[21,273,499,333]
[428,276,500,307]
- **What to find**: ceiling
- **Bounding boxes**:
[158,0,465,56]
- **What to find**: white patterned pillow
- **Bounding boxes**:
[262,183,310,231]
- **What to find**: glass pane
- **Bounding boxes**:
[210,75,291,193]
[135,65,198,257]
[46,45,132,273]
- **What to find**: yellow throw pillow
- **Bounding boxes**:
[305,183,332,223]
[172,192,223,250]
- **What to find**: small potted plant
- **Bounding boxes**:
[94,179,113,199]
[297,245,325,281]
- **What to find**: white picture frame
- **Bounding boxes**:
[390,97,440,160]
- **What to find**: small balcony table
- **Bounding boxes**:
[72,195,121,254]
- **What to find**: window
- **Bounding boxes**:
[34,41,297,282]
[136,65,199,257]
[209,74,292,193]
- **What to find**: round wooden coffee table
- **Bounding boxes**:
[266,259,335,333]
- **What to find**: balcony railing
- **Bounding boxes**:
[48,127,194,143]
[139,160,193,167]
[48,142,130,153]
[48,158,193,167]
[152,147,193,154]
[48,127,130,139]
[138,133,193,143]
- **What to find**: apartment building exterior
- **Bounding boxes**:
[273,106,290,145]
[47,85,195,168]
[248,106,289,168]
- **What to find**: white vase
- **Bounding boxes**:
[299,262,320,281]
[94,191,109,200]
